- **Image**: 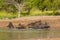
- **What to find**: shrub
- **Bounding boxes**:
[0,11,17,19]
[44,13,53,16]
[53,11,60,15]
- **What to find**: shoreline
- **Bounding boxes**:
[0,16,60,29]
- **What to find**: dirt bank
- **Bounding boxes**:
[0,16,60,29]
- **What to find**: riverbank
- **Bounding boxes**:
[0,16,60,29]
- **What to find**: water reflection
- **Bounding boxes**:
[0,29,59,40]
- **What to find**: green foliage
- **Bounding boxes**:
[0,0,60,11]
[53,11,60,15]
[0,11,17,19]
[0,0,60,19]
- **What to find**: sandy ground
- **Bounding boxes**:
[17,38,60,40]
[0,16,60,40]
[0,16,60,29]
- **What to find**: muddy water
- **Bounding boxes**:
[0,29,60,40]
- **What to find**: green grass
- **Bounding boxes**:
[30,8,60,16]
[0,29,49,40]
[0,11,17,19]
[0,29,60,40]
[0,9,60,19]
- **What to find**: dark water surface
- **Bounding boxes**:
[0,29,60,40]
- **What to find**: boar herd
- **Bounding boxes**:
[7,20,50,29]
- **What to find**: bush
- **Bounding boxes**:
[53,11,60,15]
[44,13,53,16]
[30,13,43,16]
[0,11,17,19]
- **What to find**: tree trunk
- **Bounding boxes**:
[18,10,21,18]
